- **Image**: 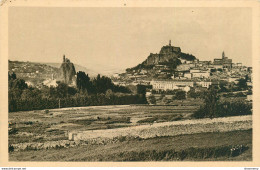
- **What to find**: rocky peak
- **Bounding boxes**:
[159,45,181,55]
[58,55,76,85]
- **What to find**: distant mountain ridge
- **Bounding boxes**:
[9,59,125,87]
[43,62,98,77]
[43,62,124,76]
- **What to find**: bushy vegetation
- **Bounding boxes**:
[9,93,147,112]
[193,88,252,119]
[178,52,196,61]
[159,58,182,71]
[113,145,249,161]
[126,63,154,72]
[8,72,147,112]
[187,88,207,99]
[76,72,131,94]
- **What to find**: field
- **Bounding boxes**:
[8,104,252,161]
[9,105,198,144]
[9,130,252,161]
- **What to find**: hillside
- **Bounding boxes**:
[9,60,59,86]
[127,41,196,72]
[9,60,123,87]
[9,60,90,86]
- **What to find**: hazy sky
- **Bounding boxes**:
[9,7,252,72]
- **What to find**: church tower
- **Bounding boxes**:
[222,51,225,59]
[169,40,171,46]
[63,55,66,62]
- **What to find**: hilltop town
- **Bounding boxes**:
[112,41,252,98]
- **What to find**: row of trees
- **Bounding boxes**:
[9,94,147,112]
[76,72,131,94]
[9,72,147,112]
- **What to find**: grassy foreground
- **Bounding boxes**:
[9,129,252,161]
[8,105,197,145]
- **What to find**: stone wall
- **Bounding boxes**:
[69,115,252,141]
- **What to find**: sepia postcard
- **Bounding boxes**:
[0,0,260,167]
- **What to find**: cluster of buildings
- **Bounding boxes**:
[174,51,234,80]
[113,50,252,93]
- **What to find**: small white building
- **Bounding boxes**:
[247,82,252,87]
[213,65,223,69]
[228,77,239,83]
[140,70,147,74]
[176,64,190,71]
[192,72,210,78]
[190,69,201,73]
[196,81,212,88]
[146,91,152,96]
[151,80,194,91]
[113,73,120,78]
[184,73,192,79]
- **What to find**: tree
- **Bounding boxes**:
[8,72,16,80]
[136,85,147,95]
[8,73,28,100]
[188,88,200,98]
[21,88,39,100]
[92,74,114,94]
[76,71,92,93]
[9,78,28,90]
[193,88,219,119]
[105,89,114,99]
[175,90,186,100]
[159,94,165,100]
[68,86,77,96]
[162,96,169,104]
[203,88,218,118]
[148,95,156,104]
[56,82,69,98]
[237,78,248,90]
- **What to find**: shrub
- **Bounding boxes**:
[193,106,207,119]
[175,91,186,100]
[9,128,18,135]
[105,117,131,124]
[8,145,14,152]
[116,145,249,161]
[193,100,252,118]
[148,95,156,104]
[9,94,148,112]
[24,121,33,125]
[215,100,252,117]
